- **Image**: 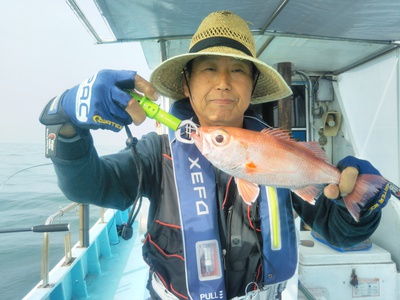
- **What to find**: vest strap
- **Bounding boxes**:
[170,134,226,299]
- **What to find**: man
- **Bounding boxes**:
[40,11,389,300]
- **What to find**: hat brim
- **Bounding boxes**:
[150,50,293,104]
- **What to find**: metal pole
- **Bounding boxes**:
[40,202,78,287]
[295,70,313,141]
[41,232,50,286]
[64,232,72,265]
[100,207,105,223]
[65,0,104,44]
[278,62,293,131]
[298,280,317,300]
[79,204,90,247]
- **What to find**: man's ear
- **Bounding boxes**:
[183,74,190,97]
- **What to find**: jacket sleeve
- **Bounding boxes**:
[51,132,163,210]
[292,193,381,247]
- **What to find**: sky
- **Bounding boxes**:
[0,0,155,146]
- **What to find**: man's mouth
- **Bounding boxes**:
[210,99,235,105]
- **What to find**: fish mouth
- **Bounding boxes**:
[191,130,210,155]
[191,131,203,150]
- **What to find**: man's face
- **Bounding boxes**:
[183,56,254,128]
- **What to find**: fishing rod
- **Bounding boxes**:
[0,163,53,192]
[127,91,198,144]
[0,223,70,234]
[127,91,182,131]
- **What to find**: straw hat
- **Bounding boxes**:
[150,10,292,104]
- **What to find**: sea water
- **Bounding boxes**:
[0,142,123,300]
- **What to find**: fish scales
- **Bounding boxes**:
[193,126,339,189]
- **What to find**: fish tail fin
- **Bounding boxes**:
[293,184,325,204]
[343,174,388,222]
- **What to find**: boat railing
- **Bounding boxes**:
[41,203,101,287]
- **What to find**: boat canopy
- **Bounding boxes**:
[68,0,400,73]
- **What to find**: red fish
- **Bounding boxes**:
[191,126,387,222]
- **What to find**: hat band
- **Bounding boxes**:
[189,37,253,57]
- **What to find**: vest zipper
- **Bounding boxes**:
[222,249,227,270]
[222,206,232,271]
[226,206,233,252]
[225,206,234,292]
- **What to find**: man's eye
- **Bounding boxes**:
[232,68,251,75]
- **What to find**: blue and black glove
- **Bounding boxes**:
[40,69,136,157]
[336,156,391,215]
[40,69,136,131]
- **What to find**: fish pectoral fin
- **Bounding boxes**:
[235,178,260,204]
[292,185,324,204]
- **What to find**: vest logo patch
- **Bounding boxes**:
[200,290,224,299]
[189,157,210,216]
[231,235,242,247]
[196,201,209,215]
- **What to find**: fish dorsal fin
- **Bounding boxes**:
[298,141,329,162]
[260,127,291,141]
[261,128,328,161]
[235,178,260,204]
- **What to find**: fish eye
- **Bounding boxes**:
[215,134,224,143]
[211,129,230,147]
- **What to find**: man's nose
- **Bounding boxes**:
[215,70,232,90]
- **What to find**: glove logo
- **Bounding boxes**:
[75,73,98,122]
[93,115,123,130]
